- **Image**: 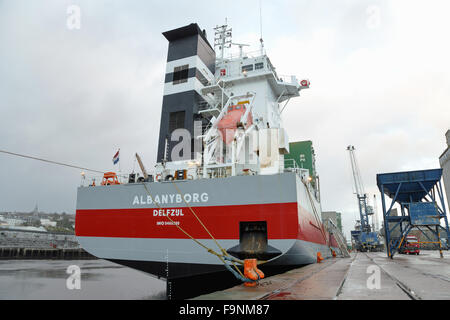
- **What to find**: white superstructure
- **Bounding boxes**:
[155,22,310,180]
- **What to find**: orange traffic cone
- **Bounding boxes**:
[317,252,324,263]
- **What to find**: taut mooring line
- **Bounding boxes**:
[0,149,104,174]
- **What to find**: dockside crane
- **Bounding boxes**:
[347,146,381,252]
[135,153,149,181]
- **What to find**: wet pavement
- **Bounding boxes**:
[0,259,166,300]
[337,252,409,300]
[194,251,450,300]
[365,251,450,299]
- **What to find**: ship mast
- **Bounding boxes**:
[214,20,232,61]
[259,0,265,55]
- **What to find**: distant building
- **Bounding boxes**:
[322,211,343,233]
[40,218,57,227]
[439,130,450,211]
[31,204,40,220]
[0,215,8,227]
[4,217,25,226]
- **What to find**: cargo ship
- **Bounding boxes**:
[75,22,341,299]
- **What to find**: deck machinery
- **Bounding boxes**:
[347,146,382,252]
[377,168,450,258]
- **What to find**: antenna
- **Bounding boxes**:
[259,0,264,54]
[259,0,263,40]
[231,42,250,58]
[214,19,232,61]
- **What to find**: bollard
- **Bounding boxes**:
[317,252,324,263]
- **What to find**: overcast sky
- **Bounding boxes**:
[0,0,449,239]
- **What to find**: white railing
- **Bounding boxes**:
[225,49,265,60]
[282,158,308,174]
[277,74,299,85]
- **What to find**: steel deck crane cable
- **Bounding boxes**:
[0,149,104,174]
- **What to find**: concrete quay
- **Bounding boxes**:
[193,251,450,300]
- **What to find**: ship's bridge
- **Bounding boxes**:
[201,52,308,104]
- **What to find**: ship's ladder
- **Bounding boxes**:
[324,218,351,258]
[142,182,264,285]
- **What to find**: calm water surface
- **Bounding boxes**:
[0,259,166,299]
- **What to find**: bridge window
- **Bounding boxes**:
[255,62,264,70]
[169,111,185,133]
[242,64,253,72]
[173,65,189,84]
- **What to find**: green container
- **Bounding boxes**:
[284,140,316,177]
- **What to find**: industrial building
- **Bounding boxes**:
[439,130,450,210]
[321,211,343,233]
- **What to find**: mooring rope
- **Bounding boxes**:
[0,147,262,282]
[0,149,105,174]
[141,182,251,282]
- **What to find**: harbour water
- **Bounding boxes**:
[0,259,166,300]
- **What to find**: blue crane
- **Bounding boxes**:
[347,146,381,252]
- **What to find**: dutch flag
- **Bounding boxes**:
[112,150,120,165]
